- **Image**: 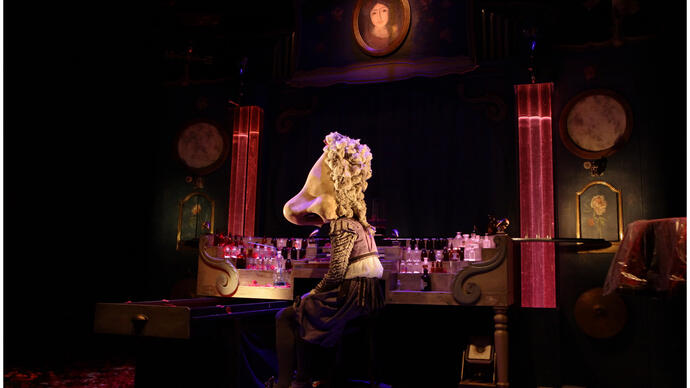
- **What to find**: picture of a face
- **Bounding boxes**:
[370,2,389,28]
[353,0,410,56]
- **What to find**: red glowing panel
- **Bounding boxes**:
[515,82,556,308]
[228,106,264,237]
[244,107,263,237]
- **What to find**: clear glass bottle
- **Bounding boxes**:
[399,258,407,274]
[268,250,277,271]
[483,234,493,248]
[273,257,287,287]
[412,246,421,273]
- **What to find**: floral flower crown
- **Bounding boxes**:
[322,132,373,188]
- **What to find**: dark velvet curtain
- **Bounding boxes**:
[256,74,519,240]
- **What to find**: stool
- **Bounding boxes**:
[326,311,382,388]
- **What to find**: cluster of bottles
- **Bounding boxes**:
[399,233,495,275]
[212,234,307,272]
[450,232,494,261]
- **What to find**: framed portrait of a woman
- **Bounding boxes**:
[353,0,411,56]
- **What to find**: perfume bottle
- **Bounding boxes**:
[236,246,246,269]
[482,234,493,248]
[421,267,432,291]
[281,244,289,262]
[400,258,408,274]
[285,251,293,271]
[299,238,307,259]
[246,247,255,269]
[290,244,297,263]
[273,257,287,287]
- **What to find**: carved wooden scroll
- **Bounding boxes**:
[452,234,509,305]
[198,234,239,297]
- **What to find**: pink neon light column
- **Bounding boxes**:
[228,106,263,237]
[515,82,556,308]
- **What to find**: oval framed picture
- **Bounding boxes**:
[353,0,411,57]
[559,89,633,160]
[175,119,230,175]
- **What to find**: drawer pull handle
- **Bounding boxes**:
[132,314,149,322]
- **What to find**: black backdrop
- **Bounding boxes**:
[258,75,519,240]
[4,1,686,387]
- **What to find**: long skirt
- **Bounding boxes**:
[295,277,384,348]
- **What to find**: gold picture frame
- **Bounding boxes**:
[576,181,623,253]
[353,0,411,57]
[177,192,215,251]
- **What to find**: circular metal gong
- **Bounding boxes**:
[574,287,627,339]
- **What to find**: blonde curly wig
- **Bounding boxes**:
[322,132,374,232]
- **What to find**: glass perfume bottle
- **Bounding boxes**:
[412,244,421,273]
[482,234,493,248]
[273,258,287,287]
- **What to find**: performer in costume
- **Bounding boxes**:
[267,132,384,388]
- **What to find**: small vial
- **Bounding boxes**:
[482,234,492,249]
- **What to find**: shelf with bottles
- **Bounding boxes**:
[396,233,496,275]
[393,243,500,293]
[209,233,310,271]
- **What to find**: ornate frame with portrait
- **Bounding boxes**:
[353,0,411,57]
[177,192,215,251]
[576,181,623,253]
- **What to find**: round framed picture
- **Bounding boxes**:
[175,120,230,175]
[559,89,633,160]
[353,0,411,57]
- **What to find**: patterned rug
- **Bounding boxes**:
[4,359,135,388]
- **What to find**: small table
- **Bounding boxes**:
[603,217,686,295]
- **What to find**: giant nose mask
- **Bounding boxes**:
[283,152,337,226]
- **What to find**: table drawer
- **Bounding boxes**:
[94,303,192,339]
